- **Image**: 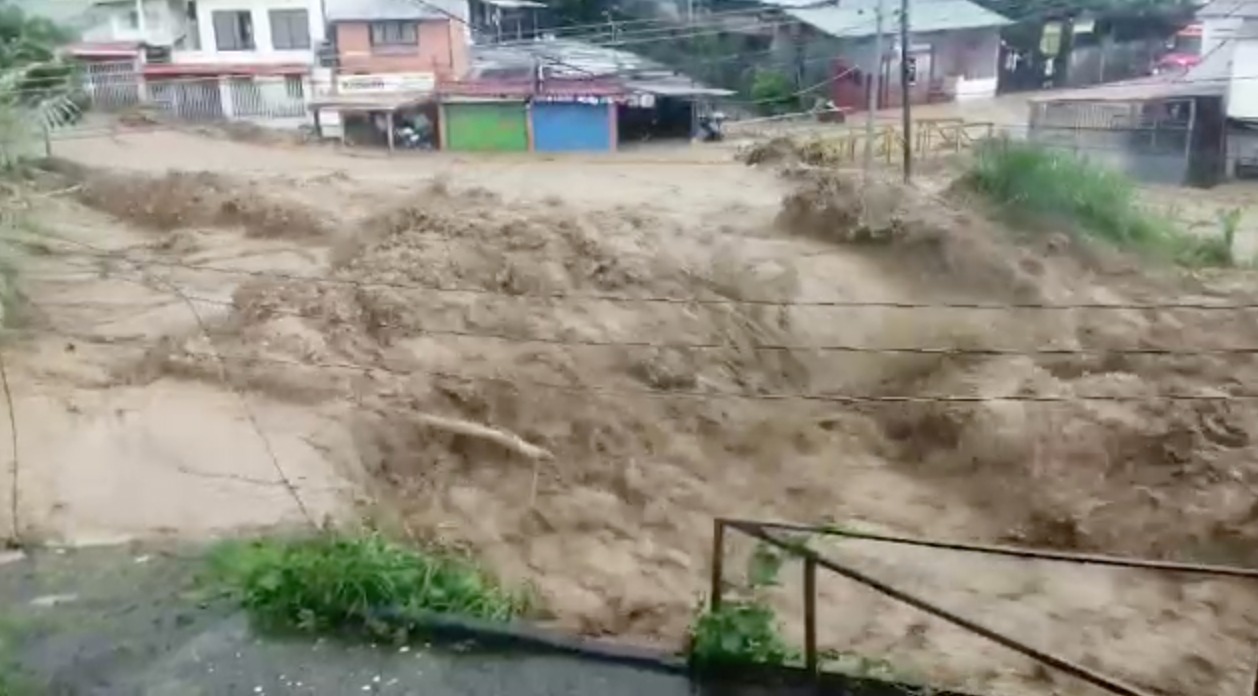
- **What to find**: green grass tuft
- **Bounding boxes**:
[965,140,1233,266]
[207,533,532,639]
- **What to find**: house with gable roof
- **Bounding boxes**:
[752,0,1011,110]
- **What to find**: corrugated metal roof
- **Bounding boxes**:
[472,39,663,78]
[1198,0,1258,18]
[1028,74,1226,103]
[471,40,733,96]
[759,0,1009,37]
[325,0,468,22]
[443,76,626,96]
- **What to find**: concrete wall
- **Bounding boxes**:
[1226,124,1258,178]
[1228,33,1258,119]
[81,0,188,47]
[1064,38,1160,87]
[1029,124,1191,186]
[1203,15,1243,57]
[176,0,323,65]
[930,28,1000,101]
[335,20,467,79]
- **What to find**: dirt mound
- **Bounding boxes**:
[63,166,328,239]
[768,167,1258,566]
[777,169,1049,304]
[739,136,847,168]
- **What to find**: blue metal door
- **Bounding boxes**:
[531,102,612,152]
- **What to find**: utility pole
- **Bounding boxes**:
[862,0,885,178]
[899,0,912,182]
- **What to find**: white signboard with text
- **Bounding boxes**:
[336,72,435,95]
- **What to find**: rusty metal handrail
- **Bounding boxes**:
[710,517,1258,696]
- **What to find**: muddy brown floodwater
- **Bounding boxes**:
[1,128,1257,695]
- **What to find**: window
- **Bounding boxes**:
[369,21,417,47]
[903,56,918,86]
[126,9,139,28]
[269,9,310,50]
[213,10,254,51]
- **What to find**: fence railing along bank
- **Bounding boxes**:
[711,518,1258,696]
[69,61,310,128]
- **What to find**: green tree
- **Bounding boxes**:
[0,1,79,166]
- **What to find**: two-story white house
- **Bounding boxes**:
[175,0,323,65]
[69,0,325,124]
[79,0,196,49]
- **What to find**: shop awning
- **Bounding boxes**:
[308,91,436,111]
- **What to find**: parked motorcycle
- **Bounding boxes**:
[697,111,726,143]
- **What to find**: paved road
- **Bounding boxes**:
[0,547,690,696]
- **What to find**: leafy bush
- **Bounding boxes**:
[208,533,532,639]
[749,69,799,116]
[688,543,797,668]
[965,139,1231,265]
[689,599,799,668]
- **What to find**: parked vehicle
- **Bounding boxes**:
[1152,23,1202,75]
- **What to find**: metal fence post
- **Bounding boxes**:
[804,557,818,674]
[710,519,725,612]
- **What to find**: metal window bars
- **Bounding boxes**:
[710,517,1258,696]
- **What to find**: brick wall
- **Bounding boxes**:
[335,20,467,79]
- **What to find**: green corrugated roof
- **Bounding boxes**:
[765,0,1010,37]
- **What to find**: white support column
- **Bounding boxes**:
[219,78,235,119]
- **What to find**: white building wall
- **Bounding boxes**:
[1202,16,1243,57]
[80,0,188,46]
[931,28,1000,101]
[175,0,324,65]
[1228,33,1258,119]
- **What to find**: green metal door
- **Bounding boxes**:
[444,102,529,152]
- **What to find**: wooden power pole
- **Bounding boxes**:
[899,0,912,182]
[862,0,885,178]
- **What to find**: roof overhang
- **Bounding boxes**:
[480,0,547,7]
[64,41,142,58]
[309,91,435,110]
[1030,76,1225,103]
[143,62,309,77]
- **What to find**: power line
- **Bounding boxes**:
[16,324,1258,405]
[24,239,1258,313]
[62,234,319,526]
[29,256,1258,359]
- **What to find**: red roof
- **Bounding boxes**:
[143,62,309,77]
[65,41,142,58]
[441,77,625,98]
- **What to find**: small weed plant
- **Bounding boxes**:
[208,533,531,640]
[965,140,1233,266]
[688,543,797,668]
[688,537,918,687]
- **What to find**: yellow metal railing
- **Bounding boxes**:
[804,118,996,164]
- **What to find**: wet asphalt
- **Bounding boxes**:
[0,547,691,696]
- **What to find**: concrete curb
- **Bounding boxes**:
[377,609,979,696]
[374,608,688,674]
